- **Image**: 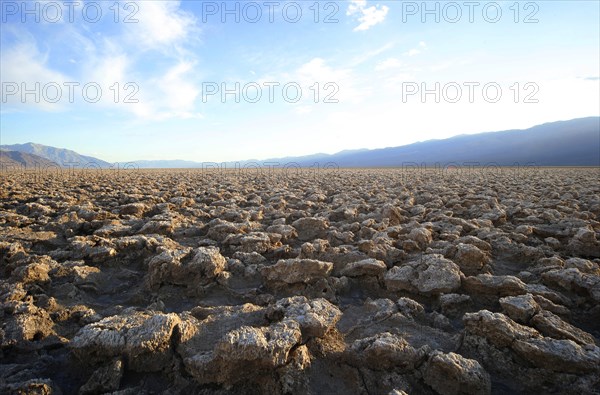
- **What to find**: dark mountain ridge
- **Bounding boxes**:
[3,117,598,168]
[0,142,110,168]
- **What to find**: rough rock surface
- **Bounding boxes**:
[271,296,342,338]
[340,258,387,277]
[422,351,491,395]
[346,332,428,371]
[453,243,491,275]
[79,358,124,395]
[260,258,333,284]
[384,254,461,294]
[183,321,303,385]
[70,311,181,371]
[499,293,540,323]
[146,246,227,289]
[463,274,527,296]
[1,168,598,394]
[462,310,600,391]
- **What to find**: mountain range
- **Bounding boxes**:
[0,142,110,168]
[1,117,599,169]
[0,150,57,169]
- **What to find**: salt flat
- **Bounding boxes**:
[1,167,599,394]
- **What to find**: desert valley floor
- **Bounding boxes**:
[1,167,599,395]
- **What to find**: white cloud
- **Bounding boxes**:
[138,61,203,121]
[404,41,427,57]
[346,0,389,31]
[296,58,344,82]
[249,57,367,110]
[0,38,71,111]
[375,58,404,71]
[0,1,203,121]
[294,105,312,115]
[115,2,202,120]
[346,0,367,15]
[349,42,394,66]
[124,1,198,51]
[293,58,365,104]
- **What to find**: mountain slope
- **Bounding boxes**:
[133,117,600,168]
[4,117,598,168]
[0,150,58,169]
[0,143,110,168]
[324,117,600,167]
[246,117,599,167]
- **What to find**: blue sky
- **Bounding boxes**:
[1,0,599,162]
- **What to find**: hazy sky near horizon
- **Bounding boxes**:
[1,0,599,162]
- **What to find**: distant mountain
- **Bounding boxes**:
[0,150,58,169]
[132,153,335,169]
[237,117,600,168]
[0,142,110,168]
[4,117,599,169]
[319,117,600,167]
[135,117,599,168]
[133,159,203,169]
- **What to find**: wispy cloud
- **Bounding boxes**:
[346,0,389,31]
[131,60,203,121]
[292,57,366,104]
[403,41,427,57]
[375,58,403,71]
[349,42,395,66]
[122,0,198,52]
[0,0,203,121]
[0,35,71,111]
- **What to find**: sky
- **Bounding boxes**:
[1,0,599,162]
